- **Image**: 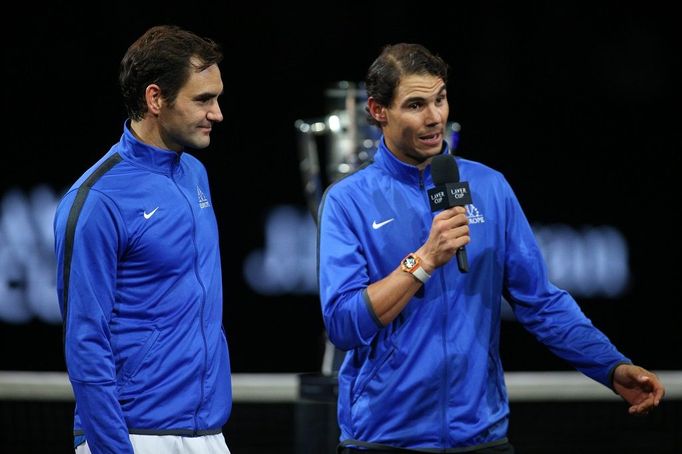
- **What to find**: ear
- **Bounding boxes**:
[144,84,163,115]
[367,97,387,124]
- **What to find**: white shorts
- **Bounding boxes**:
[75,433,231,454]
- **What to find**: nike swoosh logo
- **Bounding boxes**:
[372,218,395,229]
[143,207,159,220]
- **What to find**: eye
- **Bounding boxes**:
[196,95,215,105]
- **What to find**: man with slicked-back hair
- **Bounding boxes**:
[318,42,665,453]
[54,25,232,454]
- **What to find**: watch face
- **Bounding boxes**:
[403,255,418,270]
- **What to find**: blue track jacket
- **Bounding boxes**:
[54,122,231,453]
[318,139,629,451]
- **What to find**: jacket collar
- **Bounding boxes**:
[118,120,182,175]
[373,136,450,185]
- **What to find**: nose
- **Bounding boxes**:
[208,102,224,123]
[425,103,443,126]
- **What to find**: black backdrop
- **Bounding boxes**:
[1,3,680,374]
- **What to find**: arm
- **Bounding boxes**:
[612,364,665,414]
[55,191,134,454]
[367,206,469,325]
[318,186,469,350]
[500,179,631,387]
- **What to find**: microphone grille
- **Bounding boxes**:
[431,154,459,185]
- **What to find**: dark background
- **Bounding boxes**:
[1,2,680,375]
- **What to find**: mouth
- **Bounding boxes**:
[419,132,442,146]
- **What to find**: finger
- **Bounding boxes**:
[652,383,665,405]
[629,402,650,415]
[632,393,658,414]
[451,226,471,245]
[636,376,654,392]
[437,206,465,220]
[638,375,651,384]
[441,225,470,244]
[441,213,469,230]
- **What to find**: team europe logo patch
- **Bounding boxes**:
[466,204,485,224]
[197,186,210,209]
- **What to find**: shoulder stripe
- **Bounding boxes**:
[62,153,123,346]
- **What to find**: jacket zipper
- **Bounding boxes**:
[171,161,208,434]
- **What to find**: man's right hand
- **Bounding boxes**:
[416,206,470,273]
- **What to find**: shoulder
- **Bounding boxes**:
[180,151,202,165]
[53,185,124,243]
[325,161,378,197]
[458,157,512,190]
[318,162,378,222]
[321,170,371,217]
[65,149,123,190]
[179,152,210,182]
[180,152,206,169]
[458,157,503,179]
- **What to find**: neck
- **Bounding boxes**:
[129,118,179,153]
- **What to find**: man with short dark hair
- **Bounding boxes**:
[54,25,232,454]
[318,42,665,453]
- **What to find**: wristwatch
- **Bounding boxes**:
[400,253,431,284]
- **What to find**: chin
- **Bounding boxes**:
[189,139,211,150]
[422,145,443,157]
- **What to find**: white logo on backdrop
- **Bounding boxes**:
[243,205,630,306]
[1,193,631,325]
[0,186,61,324]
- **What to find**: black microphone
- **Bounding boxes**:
[428,154,472,273]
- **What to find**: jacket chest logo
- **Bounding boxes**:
[197,186,210,209]
[466,204,485,224]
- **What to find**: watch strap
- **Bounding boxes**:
[411,265,431,284]
[401,253,431,284]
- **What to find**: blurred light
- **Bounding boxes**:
[0,194,631,325]
[295,120,310,133]
[243,204,631,303]
[0,186,61,324]
[311,122,326,133]
[327,115,341,132]
[242,205,317,295]
[533,224,629,298]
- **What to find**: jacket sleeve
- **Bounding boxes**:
[500,177,630,387]
[54,189,134,454]
[318,191,383,351]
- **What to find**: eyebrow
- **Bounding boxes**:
[402,84,447,104]
[194,90,223,101]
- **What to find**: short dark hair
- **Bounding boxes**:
[365,43,449,127]
[119,25,223,121]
